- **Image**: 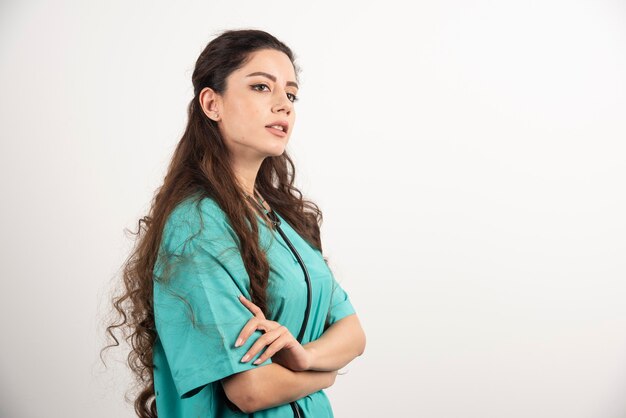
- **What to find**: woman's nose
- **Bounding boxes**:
[272,90,293,114]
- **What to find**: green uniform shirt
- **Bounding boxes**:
[153,194,356,417]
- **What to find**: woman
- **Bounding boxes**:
[103,29,366,417]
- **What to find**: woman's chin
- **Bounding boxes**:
[263,143,288,157]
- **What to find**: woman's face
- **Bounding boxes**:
[206,48,298,160]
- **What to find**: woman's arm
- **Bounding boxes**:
[221,362,338,413]
[302,314,366,372]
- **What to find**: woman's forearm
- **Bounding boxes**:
[303,314,366,372]
[225,362,337,413]
[223,314,365,412]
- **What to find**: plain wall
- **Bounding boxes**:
[1,0,625,417]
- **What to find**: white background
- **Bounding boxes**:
[1,1,625,417]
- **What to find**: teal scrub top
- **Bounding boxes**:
[152,194,356,417]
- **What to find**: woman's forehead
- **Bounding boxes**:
[234,49,297,84]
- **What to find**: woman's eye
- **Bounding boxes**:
[252,83,270,92]
[252,83,298,103]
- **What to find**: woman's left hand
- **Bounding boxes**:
[235,295,312,371]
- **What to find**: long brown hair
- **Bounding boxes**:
[100,29,327,417]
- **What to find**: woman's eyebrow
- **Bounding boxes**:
[245,71,299,89]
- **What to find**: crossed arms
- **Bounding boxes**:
[221,313,366,414]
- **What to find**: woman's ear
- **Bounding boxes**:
[199,87,221,121]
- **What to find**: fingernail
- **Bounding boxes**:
[235,338,243,347]
[241,354,250,362]
[253,359,261,365]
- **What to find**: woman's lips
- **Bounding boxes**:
[265,126,287,137]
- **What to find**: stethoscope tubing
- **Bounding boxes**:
[250,208,312,418]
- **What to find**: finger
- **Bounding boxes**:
[241,326,288,364]
[234,317,261,348]
[252,330,291,365]
[238,295,265,319]
[234,318,278,348]
[240,325,288,364]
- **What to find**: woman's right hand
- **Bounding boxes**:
[236,295,313,371]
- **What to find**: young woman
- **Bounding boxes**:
[103,29,366,417]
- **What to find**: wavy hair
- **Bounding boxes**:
[100,29,329,417]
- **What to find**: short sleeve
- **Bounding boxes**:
[153,197,272,400]
[326,273,356,328]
